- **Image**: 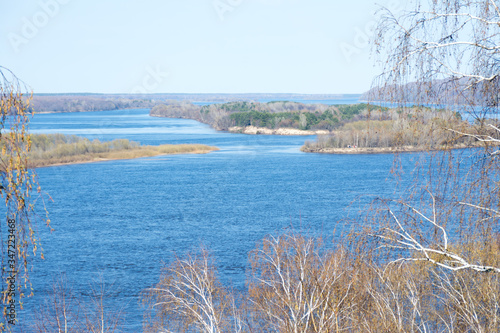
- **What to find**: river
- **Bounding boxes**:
[20,106,408,331]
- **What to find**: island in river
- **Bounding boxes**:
[22,134,218,168]
[150,101,379,135]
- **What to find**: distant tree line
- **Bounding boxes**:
[28,94,361,113]
[30,95,174,113]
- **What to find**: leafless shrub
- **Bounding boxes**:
[248,233,355,332]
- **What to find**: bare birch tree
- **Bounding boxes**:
[29,275,123,333]
[370,0,500,269]
[372,0,500,116]
[143,249,241,333]
[248,233,355,333]
[31,276,80,333]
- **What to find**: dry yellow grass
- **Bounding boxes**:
[20,135,219,168]
[302,108,477,153]
[29,144,218,168]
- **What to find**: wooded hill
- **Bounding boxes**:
[362,77,500,110]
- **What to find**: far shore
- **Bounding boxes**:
[34,108,146,115]
[35,110,74,114]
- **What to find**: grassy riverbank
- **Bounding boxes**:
[25,134,218,168]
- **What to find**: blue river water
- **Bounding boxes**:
[19,107,414,331]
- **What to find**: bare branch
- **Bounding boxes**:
[375,195,500,274]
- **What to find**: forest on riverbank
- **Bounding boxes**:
[150,101,384,132]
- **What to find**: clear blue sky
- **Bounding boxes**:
[1,0,395,94]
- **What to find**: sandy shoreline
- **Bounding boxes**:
[126,114,332,136]
[301,147,430,154]
[301,143,479,155]
[228,126,330,136]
